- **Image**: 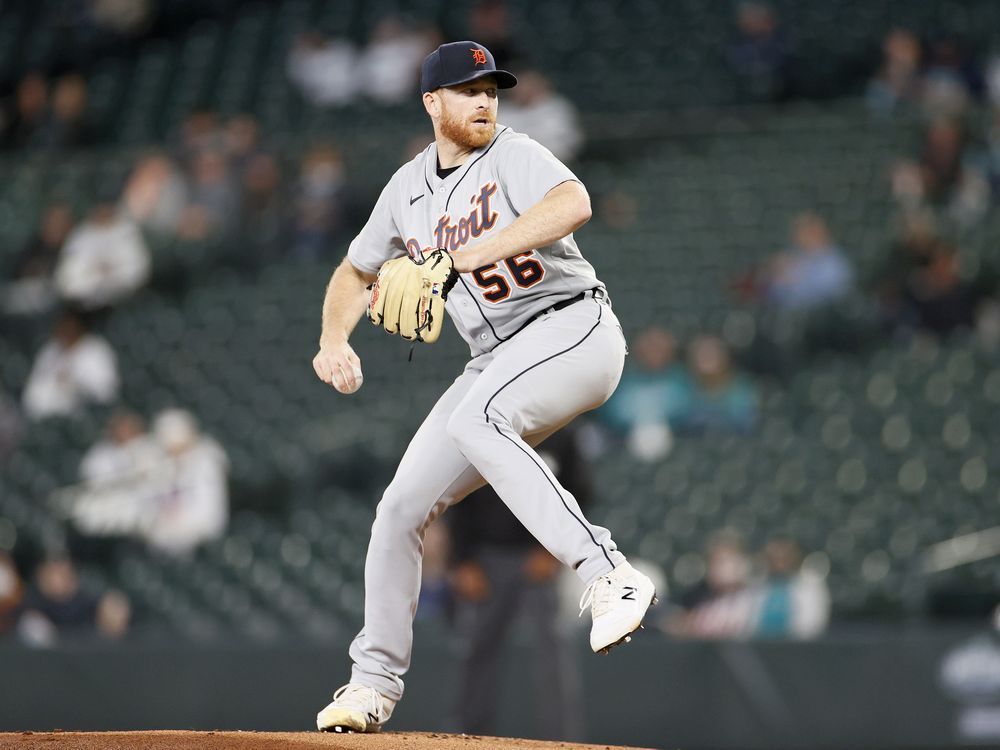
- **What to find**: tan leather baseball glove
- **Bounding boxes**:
[367,249,458,343]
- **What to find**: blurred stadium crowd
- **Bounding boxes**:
[0,0,999,649]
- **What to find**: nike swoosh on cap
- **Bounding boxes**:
[410,194,424,205]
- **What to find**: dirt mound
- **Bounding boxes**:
[0,731,657,750]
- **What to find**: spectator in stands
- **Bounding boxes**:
[875,209,941,322]
[898,239,978,336]
[181,149,239,239]
[673,335,758,435]
[69,410,164,543]
[664,530,757,639]
[238,152,287,261]
[599,326,686,461]
[448,427,587,740]
[919,120,989,228]
[890,159,928,213]
[141,408,228,556]
[922,38,982,118]
[94,588,131,639]
[0,552,24,636]
[17,554,130,646]
[500,70,583,162]
[761,212,854,311]
[754,537,829,639]
[121,152,189,236]
[291,143,350,259]
[18,555,91,645]
[177,109,224,169]
[867,28,923,115]
[224,114,264,179]
[54,200,151,311]
[287,32,359,107]
[922,120,965,199]
[36,73,95,149]
[2,72,48,149]
[3,202,74,315]
[81,410,163,485]
[726,1,788,103]
[875,209,984,337]
[357,18,439,105]
[22,310,119,420]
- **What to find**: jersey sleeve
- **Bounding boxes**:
[496,135,580,215]
[346,174,404,275]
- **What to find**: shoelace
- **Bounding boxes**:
[332,685,389,722]
[578,575,615,618]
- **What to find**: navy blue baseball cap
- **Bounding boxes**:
[420,41,517,94]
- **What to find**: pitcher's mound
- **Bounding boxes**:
[0,731,658,750]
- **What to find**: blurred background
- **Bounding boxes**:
[1,0,1000,747]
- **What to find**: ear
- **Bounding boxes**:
[422,91,440,119]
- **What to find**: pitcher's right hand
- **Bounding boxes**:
[313,340,363,394]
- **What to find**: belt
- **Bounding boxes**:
[539,286,608,318]
[503,287,608,343]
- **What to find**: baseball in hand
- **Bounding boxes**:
[337,364,364,394]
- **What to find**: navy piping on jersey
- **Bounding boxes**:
[419,131,509,345]
[457,274,503,341]
[441,128,509,346]
[445,126,508,213]
[480,300,615,569]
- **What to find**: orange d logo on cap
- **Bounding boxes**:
[420,41,518,93]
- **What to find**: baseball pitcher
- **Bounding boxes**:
[312,41,657,734]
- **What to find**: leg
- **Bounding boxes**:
[348,369,486,701]
[447,299,628,586]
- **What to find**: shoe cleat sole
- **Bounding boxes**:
[598,631,633,655]
[597,590,659,655]
[323,726,381,734]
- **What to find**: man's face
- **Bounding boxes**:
[437,77,499,149]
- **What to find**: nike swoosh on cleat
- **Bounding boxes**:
[409,194,424,205]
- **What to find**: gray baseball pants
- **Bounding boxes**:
[349,295,627,700]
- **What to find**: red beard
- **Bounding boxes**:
[439,105,496,150]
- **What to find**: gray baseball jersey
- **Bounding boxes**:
[341,125,628,703]
[348,125,603,355]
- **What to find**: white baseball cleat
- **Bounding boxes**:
[580,561,657,654]
[316,684,396,733]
